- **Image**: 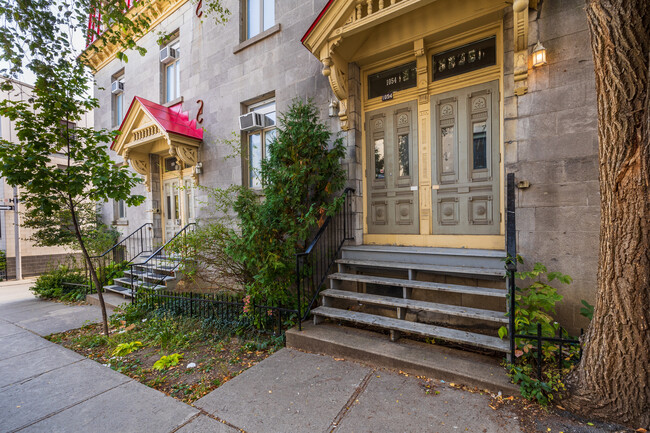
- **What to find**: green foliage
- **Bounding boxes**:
[31,265,88,301]
[500,259,580,406]
[153,353,183,371]
[111,341,143,357]
[579,299,594,321]
[228,99,346,313]
[508,364,565,406]
[0,249,6,281]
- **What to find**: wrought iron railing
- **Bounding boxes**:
[505,172,581,376]
[296,187,355,329]
[87,223,153,291]
[129,222,196,298]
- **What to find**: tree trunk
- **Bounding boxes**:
[565,1,650,428]
[68,197,110,336]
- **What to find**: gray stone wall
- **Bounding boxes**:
[503,0,599,333]
[94,0,339,236]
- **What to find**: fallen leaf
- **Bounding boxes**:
[556,405,565,410]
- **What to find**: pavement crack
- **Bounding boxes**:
[197,409,249,433]
[10,380,132,433]
[325,369,375,433]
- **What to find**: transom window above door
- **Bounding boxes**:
[246,0,274,39]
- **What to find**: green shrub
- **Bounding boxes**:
[32,265,88,301]
[228,99,346,317]
[500,258,580,406]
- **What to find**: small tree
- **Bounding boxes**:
[0,1,147,335]
[229,99,346,309]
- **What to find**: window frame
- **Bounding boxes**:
[112,72,125,127]
[244,99,276,189]
[163,39,181,103]
[245,0,275,40]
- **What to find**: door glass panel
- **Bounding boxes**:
[441,126,455,174]
[398,134,409,177]
[374,138,385,179]
[472,121,487,169]
[174,188,179,220]
[166,195,172,220]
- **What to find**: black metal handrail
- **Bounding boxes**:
[296,187,355,330]
[86,223,153,291]
[130,222,196,299]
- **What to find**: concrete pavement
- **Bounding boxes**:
[0,279,619,433]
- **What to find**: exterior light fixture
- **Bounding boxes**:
[328,99,339,117]
[532,41,547,68]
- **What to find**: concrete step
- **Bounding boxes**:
[104,284,133,296]
[329,272,507,298]
[312,306,509,353]
[341,245,506,271]
[336,259,506,279]
[286,321,518,395]
[123,269,175,285]
[86,291,131,309]
[113,278,166,291]
[321,289,508,323]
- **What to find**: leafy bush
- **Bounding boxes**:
[228,99,346,314]
[500,258,580,406]
[32,265,88,301]
[112,341,142,357]
[153,353,183,371]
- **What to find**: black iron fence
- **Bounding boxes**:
[296,187,355,329]
[134,289,294,336]
[505,173,582,379]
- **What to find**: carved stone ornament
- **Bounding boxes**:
[322,55,349,130]
[125,152,151,191]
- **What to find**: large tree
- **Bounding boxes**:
[565,0,650,428]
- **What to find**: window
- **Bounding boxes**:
[246,100,276,188]
[164,39,181,103]
[112,73,125,126]
[246,0,274,39]
[114,199,126,223]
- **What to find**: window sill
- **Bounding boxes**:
[163,96,184,107]
[233,24,281,54]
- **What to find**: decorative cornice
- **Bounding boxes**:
[80,0,189,73]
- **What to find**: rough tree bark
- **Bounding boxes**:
[565,0,650,428]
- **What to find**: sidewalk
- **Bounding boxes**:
[0,280,622,433]
[0,280,206,433]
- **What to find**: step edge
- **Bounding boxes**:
[312,306,509,352]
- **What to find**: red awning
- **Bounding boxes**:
[112,96,203,149]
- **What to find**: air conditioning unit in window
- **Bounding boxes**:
[239,112,264,132]
[111,80,124,94]
[159,46,178,64]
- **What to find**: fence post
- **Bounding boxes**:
[537,323,543,380]
[296,255,302,331]
[506,173,517,363]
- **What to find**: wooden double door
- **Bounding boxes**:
[366,80,500,236]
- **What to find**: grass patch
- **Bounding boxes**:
[46,305,283,403]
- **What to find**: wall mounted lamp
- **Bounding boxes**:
[532,41,547,68]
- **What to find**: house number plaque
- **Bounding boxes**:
[432,36,496,81]
[368,62,417,100]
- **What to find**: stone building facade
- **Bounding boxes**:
[86,0,598,333]
[0,80,93,278]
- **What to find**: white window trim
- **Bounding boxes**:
[245,99,276,189]
[163,39,181,103]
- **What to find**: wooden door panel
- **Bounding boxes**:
[366,100,419,235]
[431,81,500,235]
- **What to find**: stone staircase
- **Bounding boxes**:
[311,245,510,354]
[103,255,182,298]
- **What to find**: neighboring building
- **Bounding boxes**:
[84,0,598,337]
[0,79,94,279]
